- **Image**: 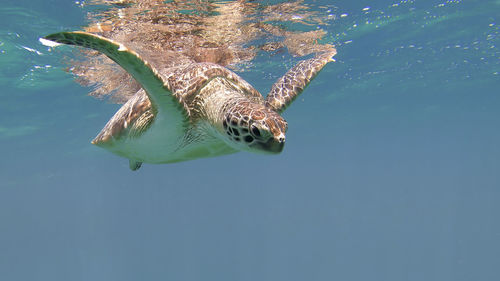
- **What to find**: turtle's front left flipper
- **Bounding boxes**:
[43,31,189,124]
[265,50,336,114]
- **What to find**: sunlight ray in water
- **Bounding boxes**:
[0,125,40,138]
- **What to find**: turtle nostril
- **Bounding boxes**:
[278,137,285,143]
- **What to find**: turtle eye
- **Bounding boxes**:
[250,124,261,138]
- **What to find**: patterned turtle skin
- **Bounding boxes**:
[45,31,335,170]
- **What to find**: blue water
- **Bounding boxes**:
[1,0,499,280]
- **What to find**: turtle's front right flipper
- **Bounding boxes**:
[44,32,189,125]
[265,49,337,114]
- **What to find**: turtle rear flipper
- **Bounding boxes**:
[129,160,142,171]
[265,50,336,113]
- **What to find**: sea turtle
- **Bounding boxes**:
[44,31,335,170]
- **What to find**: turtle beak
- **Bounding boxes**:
[251,134,285,154]
[270,136,285,153]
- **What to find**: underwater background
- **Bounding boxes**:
[1,0,499,280]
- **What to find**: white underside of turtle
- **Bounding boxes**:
[101,79,240,165]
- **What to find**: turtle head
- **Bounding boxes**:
[222,102,287,154]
